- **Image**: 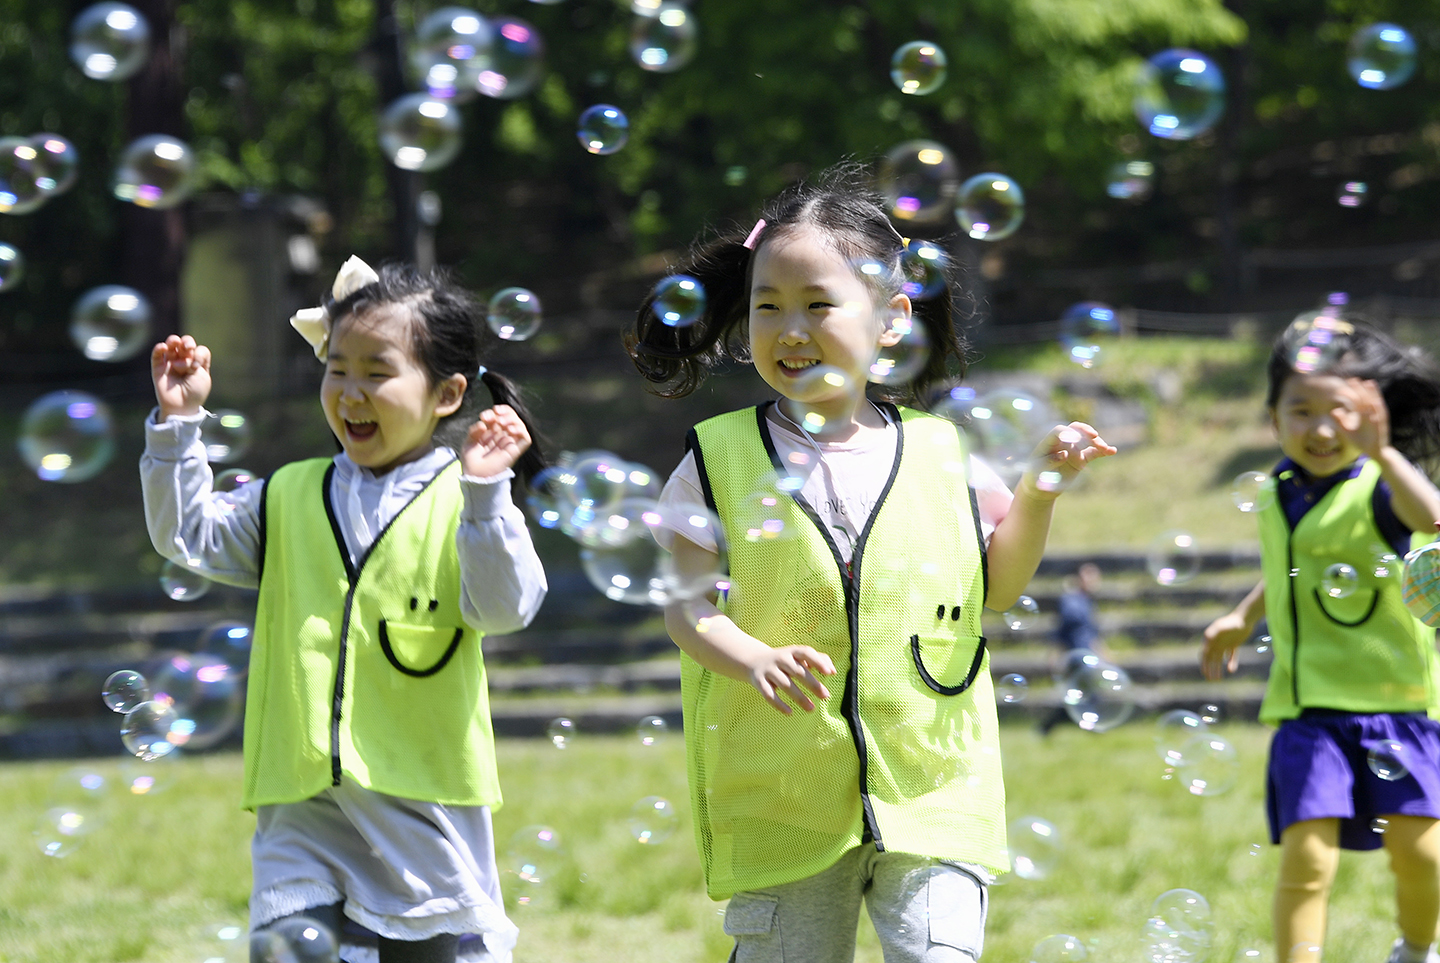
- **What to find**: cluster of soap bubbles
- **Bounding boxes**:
[33,756,185,857]
[1142,889,1215,963]
[876,141,1025,241]
[0,133,79,216]
[1154,709,1239,796]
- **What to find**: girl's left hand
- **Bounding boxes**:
[460,404,531,477]
[1333,378,1390,458]
[1021,421,1118,500]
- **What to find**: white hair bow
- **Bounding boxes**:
[289,255,381,362]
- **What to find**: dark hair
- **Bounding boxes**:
[624,162,968,406]
[1266,315,1440,471]
[331,263,546,484]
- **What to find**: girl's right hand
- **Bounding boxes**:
[151,335,212,420]
[748,645,836,715]
[1200,611,1248,680]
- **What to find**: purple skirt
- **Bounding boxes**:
[1267,709,1440,850]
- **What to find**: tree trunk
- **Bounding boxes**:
[372,0,420,262]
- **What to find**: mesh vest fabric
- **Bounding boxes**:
[242,457,502,809]
[1257,459,1440,725]
[684,404,1007,900]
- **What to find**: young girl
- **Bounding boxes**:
[1203,318,1440,963]
[625,166,1116,963]
[142,259,547,963]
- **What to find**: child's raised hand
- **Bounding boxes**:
[1200,611,1248,680]
[1332,378,1390,458]
[151,335,212,419]
[747,644,836,715]
[1021,421,1118,499]
[460,404,532,478]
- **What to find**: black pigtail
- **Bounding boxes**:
[479,368,547,485]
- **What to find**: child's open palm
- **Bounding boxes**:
[1332,378,1389,458]
[461,405,531,477]
[151,335,212,419]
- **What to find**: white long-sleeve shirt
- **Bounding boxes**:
[140,409,547,635]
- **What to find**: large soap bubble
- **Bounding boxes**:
[150,652,245,751]
[1134,49,1225,140]
[1007,815,1061,879]
[577,104,629,155]
[487,287,542,340]
[113,135,197,209]
[18,391,115,482]
[891,41,946,95]
[653,274,706,327]
[477,15,544,98]
[70,285,152,362]
[70,2,150,81]
[1061,654,1135,732]
[900,239,949,300]
[0,242,24,291]
[956,173,1024,241]
[411,7,491,100]
[379,94,462,172]
[1058,302,1119,369]
[1348,23,1416,90]
[0,137,49,215]
[878,140,959,225]
[630,3,697,72]
[201,409,252,463]
[869,317,930,386]
[30,133,80,196]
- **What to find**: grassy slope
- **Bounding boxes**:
[0,725,1405,963]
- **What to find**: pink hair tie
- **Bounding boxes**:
[742,218,767,250]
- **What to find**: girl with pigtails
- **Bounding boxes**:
[626,164,1117,963]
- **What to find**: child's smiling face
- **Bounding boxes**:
[1272,371,1364,478]
[321,304,463,475]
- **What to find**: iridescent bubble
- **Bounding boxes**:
[214,468,259,494]
[0,137,49,214]
[1058,301,1119,369]
[890,41,947,95]
[113,134,197,209]
[568,452,632,524]
[486,287,541,340]
[250,915,338,963]
[1373,551,1400,580]
[637,715,669,746]
[1062,658,1135,732]
[1106,159,1155,200]
[1147,530,1199,586]
[900,239,949,300]
[526,463,579,530]
[159,558,211,602]
[507,825,561,907]
[956,173,1024,241]
[738,475,799,544]
[119,756,176,796]
[787,364,857,436]
[197,620,254,677]
[869,316,931,385]
[1030,934,1086,963]
[1336,181,1369,208]
[997,673,1028,704]
[878,140,959,225]
[1199,703,1221,725]
[30,133,79,196]
[69,2,150,81]
[121,699,179,760]
[962,389,1056,484]
[1348,23,1416,90]
[1368,739,1410,781]
[70,285,151,362]
[102,669,150,713]
[546,717,575,749]
[378,94,462,172]
[411,7,491,100]
[0,242,24,291]
[621,461,662,500]
[150,653,243,750]
[1322,562,1359,599]
[478,16,544,98]
[17,390,115,483]
[1231,471,1272,513]
[201,409,252,463]
[34,803,99,858]
[1133,49,1225,140]
[579,499,671,605]
[628,795,678,844]
[1007,815,1061,879]
[1145,889,1214,963]
[1283,311,1349,375]
[629,3,696,72]
[1177,734,1238,795]
[653,274,706,328]
[1003,596,1039,632]
[577,104,628,155]
[1154,709,1208,766]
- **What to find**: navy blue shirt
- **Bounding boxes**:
[1055,590,1099,651]
[1273,455,1411,556]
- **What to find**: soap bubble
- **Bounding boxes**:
[34,801,101,858]
[956,173,1024,241]
[891,41,947,95]
[1145,888,1214,963]
[1154,710,1208,765]
[18,390,115,483]
[1368,739,1410,781]
[1372,817,1391,834]
[1254,634,1272,654]
[1062,657,1134,732]
[620,461,661,500]
[652,274,706,327]
[486,287,542,340]
[0,137,49,214]
[526,464,579,529]
[637,715,669,745]
[1232,471,1272,513]
[196,922,248,963]
[119,756,176,796]
[1321,562,1359,599]
[568,453,634,522]
[878,140,959,225]
[70,2,150,81]
[30,133,79,196]
[121,699,180,760]
[1148,531,1199,586]
[1348,23,1416,90]
[1003,596,1040,631]
[1283,311,1349,375]
[1403,542,1440,626]
[214,468,259,494]
[159,558,211,601]
[1030,934,1086,963]
[250,915,338,963]
[577,104,628,155]
[113,134,197,209]
[411,7,491,100]
[0,242,24,290]
[103,669,150,713]
[787,365,857,436]
[477,16,544,98]
[150,653,244,750]
[201,409,251,463]
[997,673,1028,704]
[1177,734,1239,795]
[630,3,696,72]
[579,499,671,605]
[1106,159,1155,200]
[379,94,462,172]
[507,825,561,906]
[869,316,931,385]
[961,389,1056,484]
[738,475,800,544]
[1134,49,1225,140]
[628,795,678,844]
[1336,180,1369,208]
[1007,815,1061,879]
[197,620,254,677]
[1199,703,1222,725]
[546,717,575,749]
[899,239,949,300]
[1058,302,1119,368]
[70,285,151,362]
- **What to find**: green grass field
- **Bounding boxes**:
[0,723,1410,963]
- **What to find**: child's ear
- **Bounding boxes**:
[434,374,467,417]
[878,293,913,347]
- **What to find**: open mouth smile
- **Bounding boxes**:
[344,419,378,441]
[777,358,819,375]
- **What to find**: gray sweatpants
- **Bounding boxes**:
[722,844,988,963]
